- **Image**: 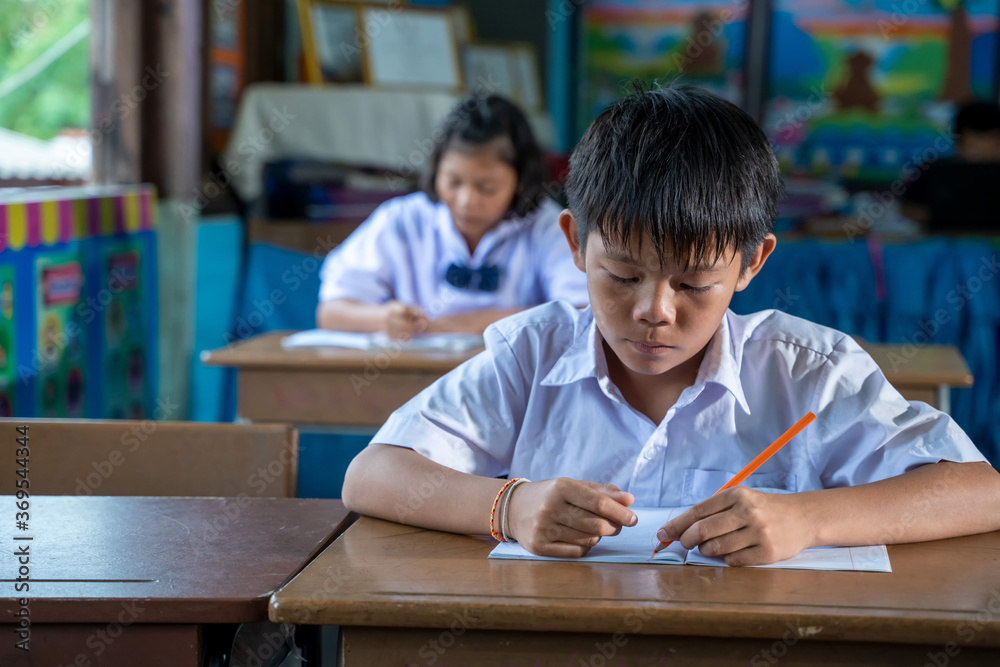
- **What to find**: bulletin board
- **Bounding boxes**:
[0,185,159,419]
[580,0,749,132]
[765,0,1000,183]
[35,251,88,418]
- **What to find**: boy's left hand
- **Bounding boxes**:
[656,488,815,566]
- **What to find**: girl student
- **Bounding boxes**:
[317,95,588,339]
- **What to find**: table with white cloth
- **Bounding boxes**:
[223,83,556,201]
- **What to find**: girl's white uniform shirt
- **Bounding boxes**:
[318,192,588,316]
[371,301,987,507]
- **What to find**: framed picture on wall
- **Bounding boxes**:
[464,44,517,100]
[360,6,463,91]
[298,0,365,84]
[464,43,544,111]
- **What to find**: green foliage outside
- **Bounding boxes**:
[0,0,90,140]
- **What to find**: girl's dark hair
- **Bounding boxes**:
[421,95,546,217]
[565,84,783,272]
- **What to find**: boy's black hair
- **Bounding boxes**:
[955,101,1000,136]
[565,84,782,272]
[421,95,546,218]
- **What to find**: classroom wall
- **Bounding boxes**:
[190,215,243,422]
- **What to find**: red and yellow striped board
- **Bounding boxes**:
[0,185,157,253]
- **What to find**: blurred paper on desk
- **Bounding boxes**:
[282,329,484,352]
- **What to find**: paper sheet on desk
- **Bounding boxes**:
[281,329,484,352]
[489,507,892,572]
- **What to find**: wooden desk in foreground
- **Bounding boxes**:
[204,332,973,427]
[856,340,973,413]
[0,497,352,667]
[271,517,1000,666]
[201,331,482,428]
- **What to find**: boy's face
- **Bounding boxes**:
[559,211,774,383]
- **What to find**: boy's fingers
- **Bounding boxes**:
[676,510,747,550]
[563,482,637,527]
[590,484,636,508]
[692,525,755,558]
[611,491,636,507]
[581,481,629,497]
[722,544,772,567]
[658,509,696,542]
[531,541,595,559]
[659,493,738,541]
[556,508,625,537]
[543,523,603,547]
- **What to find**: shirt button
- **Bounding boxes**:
[643,450,655,460]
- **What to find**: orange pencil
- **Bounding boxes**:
[651,411,817,557]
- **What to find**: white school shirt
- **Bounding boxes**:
[318,192,588,317]
[372,301,987,506]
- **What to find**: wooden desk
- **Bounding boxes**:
[202,331,482,428]
[0,496,352,667]
[856,340,974,413]
[271,517,1000,666]
[204,333,973,428]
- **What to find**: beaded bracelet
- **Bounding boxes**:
[489,478,523,541]
[501,478,530,542]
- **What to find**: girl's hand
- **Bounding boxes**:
[506,478,637,558]
[657,488,815,566]
[383,301,428,339]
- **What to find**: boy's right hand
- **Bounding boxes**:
[506,478,637,558]
[383,301,428,339]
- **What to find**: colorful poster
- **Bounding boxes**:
[100,240,149,420]
[581,0,748,131]
[35,252,87,418]
[0,265,15,417]
[766,0,1000,182]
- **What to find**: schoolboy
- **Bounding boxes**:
[343,85,1000,565]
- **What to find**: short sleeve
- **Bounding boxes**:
[806,335,987,488]
[318,201,401,304]
[369,323,531,476]
[531,202,589,306]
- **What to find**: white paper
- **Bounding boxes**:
[281,329,483,352]
[491,507,686,563]
[489,507,892,572]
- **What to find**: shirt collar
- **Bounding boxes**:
[540,308,752,416]
[436,201,533,263]
[540,308,600,387]
[695,310,752,415]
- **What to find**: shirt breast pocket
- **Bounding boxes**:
[681,468,798,506]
